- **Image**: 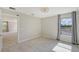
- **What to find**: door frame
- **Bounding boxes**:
[57,12,74,43]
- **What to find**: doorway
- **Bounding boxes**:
[1,9,18,51]
[59,13,73,43]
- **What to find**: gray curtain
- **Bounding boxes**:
[72,11,78,45]
[57,15,60,40]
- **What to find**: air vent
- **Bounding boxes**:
[9,7,16,10]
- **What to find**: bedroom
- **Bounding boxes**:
[0,7,79,52]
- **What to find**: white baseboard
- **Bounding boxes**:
[18,34,57,43]
[42,34,57,40]
[18,34,41,43]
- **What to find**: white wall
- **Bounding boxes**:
[18,13,41,42]
[8,21,17,32]
[42,16,58,39]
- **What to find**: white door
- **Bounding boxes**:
[0,9,3,51]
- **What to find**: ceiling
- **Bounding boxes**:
[2,7,79,18]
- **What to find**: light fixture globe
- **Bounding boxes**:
[40,7,49,13]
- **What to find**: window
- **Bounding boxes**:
[60,18,72,36]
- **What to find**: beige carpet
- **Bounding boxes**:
[2,32,17,50]
[2,36,79,52]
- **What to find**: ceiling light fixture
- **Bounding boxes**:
[40,7,49,13]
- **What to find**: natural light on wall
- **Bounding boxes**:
[52,43,72,52]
